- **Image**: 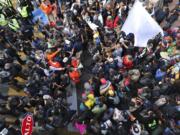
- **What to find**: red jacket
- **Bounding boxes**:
[113,15,121,28]
[69,70,80,83]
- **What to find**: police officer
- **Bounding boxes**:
[17,1,33,25]
[17,5,29,18]
[0,13,8,27]
[8,18,20,31]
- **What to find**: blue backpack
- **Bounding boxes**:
[155,69,166,81]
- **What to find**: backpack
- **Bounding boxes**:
[155,69,166,81]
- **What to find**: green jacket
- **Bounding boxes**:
[8,18,20,31]
[18,6,28,18]
[0,14,8,26]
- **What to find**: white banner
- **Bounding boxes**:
[122,0,164,47]
[87,21,99,31]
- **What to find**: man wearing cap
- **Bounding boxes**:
[99,78,114,95]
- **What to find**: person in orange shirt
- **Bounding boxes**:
[46,49,62,68]
[46,49,59,61]
[40,0,58,24]
[40,2,52,15]
[69,68,81,84]
[40,0,53,15]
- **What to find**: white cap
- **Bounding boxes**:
[43,95,51,100]
[131,122,141,135]
[63,57,68,63]
[65,39,71,44]
[107,58,113,63]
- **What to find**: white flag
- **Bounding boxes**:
[122,0,164,47]
[87,21,99,31]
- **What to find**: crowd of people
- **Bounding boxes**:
[0,0,179,135]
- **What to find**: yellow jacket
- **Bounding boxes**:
[0,14,8,26]
[8,18,20,31]
[18,6,28,18]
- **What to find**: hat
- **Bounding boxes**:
[93,32,99,38]
[123,55,133,69]
[107,16,112,20]
[100,80,112,95]
[73,9,77,15]
[107,57,113,63]
[71,58,79,68]
[124,78,130,86]
[43,95,51,100]
[82,92,87,100]
[84,99,95,109]
[108,90,114,96]
[87,93,95,100]
[129,69,140,81]
[65,39,71,44]
[50,21,56,27]
[63,57,68,63]
[4,63,11,70]
[131,123,141,135]
[100,78,107,84]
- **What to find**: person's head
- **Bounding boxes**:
[107,16,112,20]
[84,82,92,91]
[119,2,125,8]
[87,6,91,12]
[123,55,133,69]
[5,43,11,48]
[176,33,180,46]
[100,78,107,85]
[116,43,122,48]
[4,63,11,70]
[107,57,114,63]
[99,2,103,9]
[126,33,134,42]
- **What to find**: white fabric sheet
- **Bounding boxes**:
[122,0,164,47]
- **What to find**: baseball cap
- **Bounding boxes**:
[100,78,107,84]
[63,57,68,63]
[131,122,141,135]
